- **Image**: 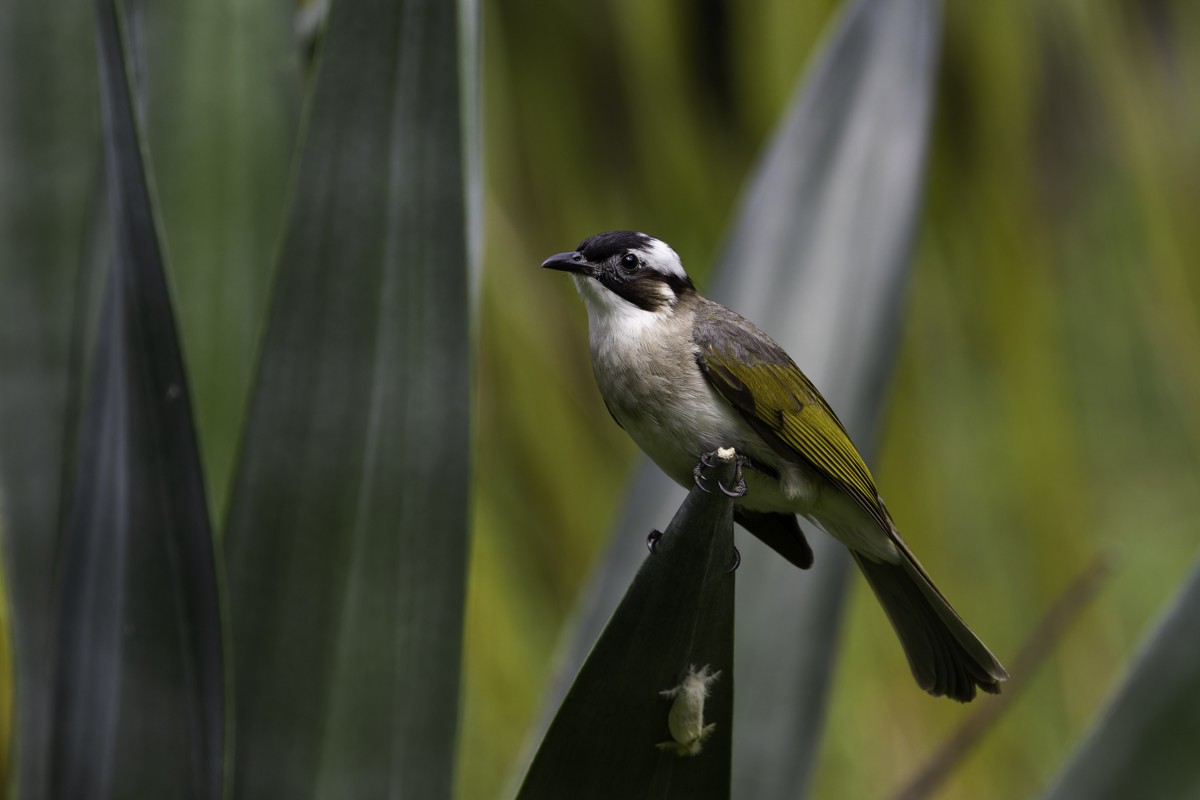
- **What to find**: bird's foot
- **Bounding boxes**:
[646,529,663,555]
[717,454,750,498]
[726,546,741,573]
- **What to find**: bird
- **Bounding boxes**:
[542,230,1008,702]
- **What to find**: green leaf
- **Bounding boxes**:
[0,2,98,793]
[130,0,301,523]
[518,454,739,800]
[50,1,224,796]
[1042,554,1200,800]
[223,0,476,795]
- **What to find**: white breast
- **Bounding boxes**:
[574,275,813,513]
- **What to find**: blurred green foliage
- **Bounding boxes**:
[465,0,1200,797]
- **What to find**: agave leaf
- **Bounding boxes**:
[0,2,98,794]
[50,1,224,796]
[518,454,739,800]
[223,0,476,795]
[1041,555,1200,800]
[518,0,940,794]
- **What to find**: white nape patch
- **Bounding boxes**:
[638,236,688,281]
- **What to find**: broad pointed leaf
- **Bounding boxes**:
[50,1,224,796]
[518,454,739,800]
[0,3,98,795]
[224,0,477,796]
[1042,554,1200,800]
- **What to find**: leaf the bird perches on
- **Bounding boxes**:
[518,450,742,800]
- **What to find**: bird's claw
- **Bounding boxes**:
[692,452,718,493]
[727,546,741,573]
[695,450,749,495]
[717,454,749,497]
[718,475,746,497]
[646,529,663,555]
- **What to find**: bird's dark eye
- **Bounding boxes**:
[620,253,639,271]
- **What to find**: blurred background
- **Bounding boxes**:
[2,0,1198,797]
[466,0,1200,797]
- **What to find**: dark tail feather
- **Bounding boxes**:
[853,551,1008,702]
[734,509,814,569]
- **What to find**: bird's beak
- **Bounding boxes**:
[541,251,595,277]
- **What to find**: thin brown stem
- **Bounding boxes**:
[893,551,1115,800]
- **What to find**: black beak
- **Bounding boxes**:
[541,251,594,276]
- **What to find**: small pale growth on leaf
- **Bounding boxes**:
[656,664,720,756]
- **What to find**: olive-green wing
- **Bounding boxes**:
[693,304,891,534]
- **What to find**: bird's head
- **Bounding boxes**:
[542,231,695,318]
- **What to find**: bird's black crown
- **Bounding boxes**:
[576,231,651,263]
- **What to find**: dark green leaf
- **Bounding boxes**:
[1042,555,1200,800]
[223,0,475,795]
[50,1,224,797]
[0,2,98,794]
[518,454,739,800]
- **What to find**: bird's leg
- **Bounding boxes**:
[726,546,741,573]
[691,451,718,493]
[646,529,663,555]
[717,454,750,497]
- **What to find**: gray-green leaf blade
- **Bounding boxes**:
[224,0,476,796]
[1042,554,1200,800]
[51,1,224,795]
[0,2,99,794]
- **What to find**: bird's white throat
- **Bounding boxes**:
[571,274,677,352]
